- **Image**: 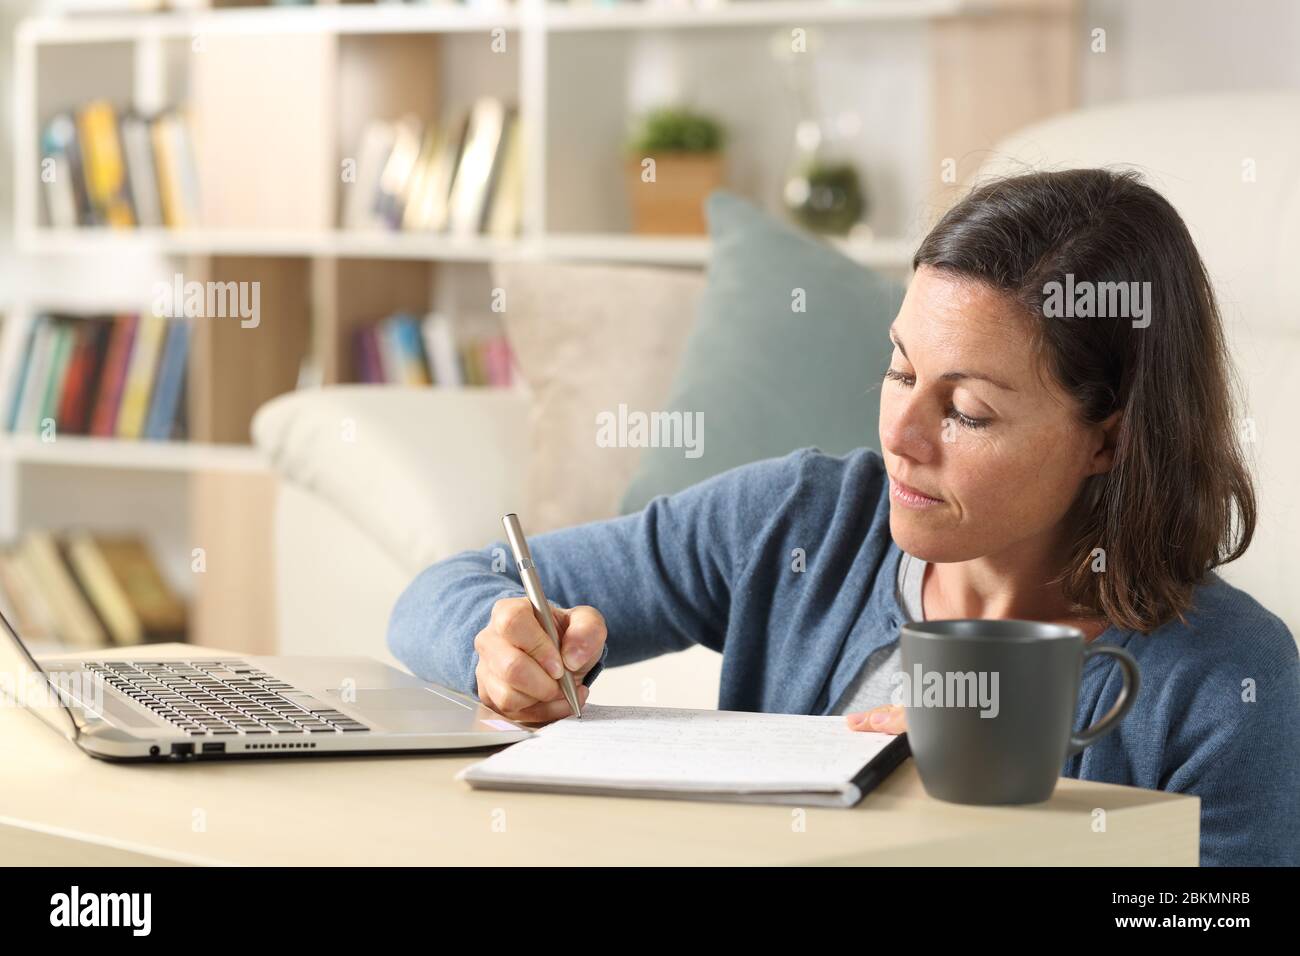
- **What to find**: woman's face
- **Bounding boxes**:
[879,265,1114,565]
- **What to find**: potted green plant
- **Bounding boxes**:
[784,159,866,236]
[625,106,727,235]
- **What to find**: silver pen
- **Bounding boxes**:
[502,513,582,719]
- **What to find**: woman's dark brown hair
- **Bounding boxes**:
[913,168,1255,634]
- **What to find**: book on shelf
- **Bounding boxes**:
[18,532,108,650]
[76,100,135,228]
[0,532,186,649]
[39,114,88,230]
[343,98,522,238]
[403,115,466,232]
[115,313,169,439]
[1,312,190,441]
[343,120,397,232]
[41,101,200,230]
[0,551,58,643]
[56,320,111,435]
[90,537,187,644]
[351,311,516,388]
[151,111,202,228]
[38,323,76,430]
[484,110,524,238]
[120,112,162,228]
[375,116,425,230]
[90,314,139,437]
[144,320,190,441]
[447,97,509,237]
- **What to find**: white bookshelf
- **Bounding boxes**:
[11,0,1076,260]
[18,225,917,268]
[543,0,1025,30]
[21,0,1049,43]
[538,231,916,267]
[20,4,525,44]
[20,227,529,262]
[0,434,266,473]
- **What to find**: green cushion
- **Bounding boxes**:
[619,190,906,514]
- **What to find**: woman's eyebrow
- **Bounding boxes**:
[889,329,1018,393]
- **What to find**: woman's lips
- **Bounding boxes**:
[890,477,945,508]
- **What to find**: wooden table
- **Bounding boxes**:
[0,644,1199,865]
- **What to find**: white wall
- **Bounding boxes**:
[1081,0,1300,105]
[545,22,931,238]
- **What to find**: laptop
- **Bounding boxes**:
[0,608,531,761]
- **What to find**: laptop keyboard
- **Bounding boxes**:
[84,660,371,737]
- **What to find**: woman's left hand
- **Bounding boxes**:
[846,704,906,734]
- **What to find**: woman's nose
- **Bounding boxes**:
[881,396,937,464]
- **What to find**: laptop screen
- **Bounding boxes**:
[0,607,85,742]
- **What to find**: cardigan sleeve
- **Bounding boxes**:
[385,449,814,699]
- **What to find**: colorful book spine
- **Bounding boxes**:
[152,112,200,228]
[0,551,58,641]
[40,114,84,229]
[65,533,144,647]
[55,320,106,435]
[422,312,462,388]
[120,113,162,228]
[115,313,167,439]
[483,335,514,388]
[18,532,108,650]
[37,323,74,433]
[6,320,39,433]
[94,537,187,641]
[144,320,189,440]
[17,320,59,433]
[72,320,111,435]
[90,314,139,437]
[76,100,135,228]
[376,320,406,384]
[352,327,384,383]
[389,315,432,386]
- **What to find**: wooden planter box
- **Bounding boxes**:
[625,152,725,235]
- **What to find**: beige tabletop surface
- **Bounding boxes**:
[0,644,1199,866]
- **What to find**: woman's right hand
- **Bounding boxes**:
[473,596,605,725]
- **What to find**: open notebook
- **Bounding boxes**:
[456,704,911,807]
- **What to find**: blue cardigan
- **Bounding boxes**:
[387,447,1300,866]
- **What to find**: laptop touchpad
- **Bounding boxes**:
[101,695,165,729]
[326,688,466,733]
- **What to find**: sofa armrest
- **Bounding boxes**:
[252,386,531,573]
[274,479,411,661]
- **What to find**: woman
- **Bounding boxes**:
[388,169,1299,867]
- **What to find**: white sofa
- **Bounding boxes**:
[252,384,727,707]
[253,92,1300,705]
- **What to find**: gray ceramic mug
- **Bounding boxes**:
[898,619,1140,805]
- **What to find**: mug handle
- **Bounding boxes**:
[1066,645,1141,757]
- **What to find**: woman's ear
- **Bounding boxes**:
[1089,409,1123,475]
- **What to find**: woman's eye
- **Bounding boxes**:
[885,367,991,430]
[948,407,991,430]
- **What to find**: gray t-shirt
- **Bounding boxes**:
[830,550,925,714]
